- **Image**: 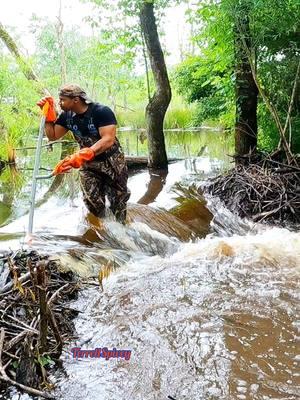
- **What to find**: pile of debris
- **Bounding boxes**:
[0,249,80,399]
[205,156,300,224]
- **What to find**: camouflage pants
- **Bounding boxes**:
[79,151,130,223]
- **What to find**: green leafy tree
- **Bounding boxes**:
[174,0,300,157]
[174,56,235,127]
[86,0,178,169]
[31,14,137,109]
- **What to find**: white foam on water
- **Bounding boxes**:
[169,227,300,269]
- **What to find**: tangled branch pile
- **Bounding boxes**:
[206,158,300,224]
[0,250,80,399]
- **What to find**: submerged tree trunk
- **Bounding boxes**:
[139,1,171,170]
[234,10,258,159]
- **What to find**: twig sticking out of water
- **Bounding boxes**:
[0,250,80,397]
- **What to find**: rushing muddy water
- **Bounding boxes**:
[0,129,299,399]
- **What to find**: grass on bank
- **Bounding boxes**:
[116,102,198,130]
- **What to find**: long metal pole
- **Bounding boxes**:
[28,116,46,235]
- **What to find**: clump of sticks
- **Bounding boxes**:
[0,250,79,399]
[206,155,300,224]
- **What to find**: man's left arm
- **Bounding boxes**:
[90,125,116,156]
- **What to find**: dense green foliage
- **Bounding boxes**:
[174,0,300,152]
[174,56,235,127]
[0,0,299,161]
[0,55,39,159]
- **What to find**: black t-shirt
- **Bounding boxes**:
[55,102,118,150]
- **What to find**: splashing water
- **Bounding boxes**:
[1,155,299,400]
[49,217,300,400]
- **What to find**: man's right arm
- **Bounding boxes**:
[45,122,68,141]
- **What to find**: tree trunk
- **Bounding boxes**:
[0,22,49,96]
[56,0,67,85]
[234,11,258,159]
[139,2,171,170]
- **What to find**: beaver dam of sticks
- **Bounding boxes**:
[205,156,300,225]
[0,250,84,399]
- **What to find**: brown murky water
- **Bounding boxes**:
[0,130,299,399]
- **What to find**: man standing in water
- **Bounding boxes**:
[37,84,130,224]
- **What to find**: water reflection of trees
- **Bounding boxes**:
[118,129,234,160]
[0,142,79,227]
[137,169,168,205]
[0,166,23,226]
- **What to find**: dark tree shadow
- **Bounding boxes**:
[137,169,168,205]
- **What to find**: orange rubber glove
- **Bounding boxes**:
[52,148,95,175]
[36,96,57,122]
[52,159,73,176]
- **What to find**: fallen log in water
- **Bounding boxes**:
[205,159,300,224]
[126,155,149,167]
[125,156,179,168]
